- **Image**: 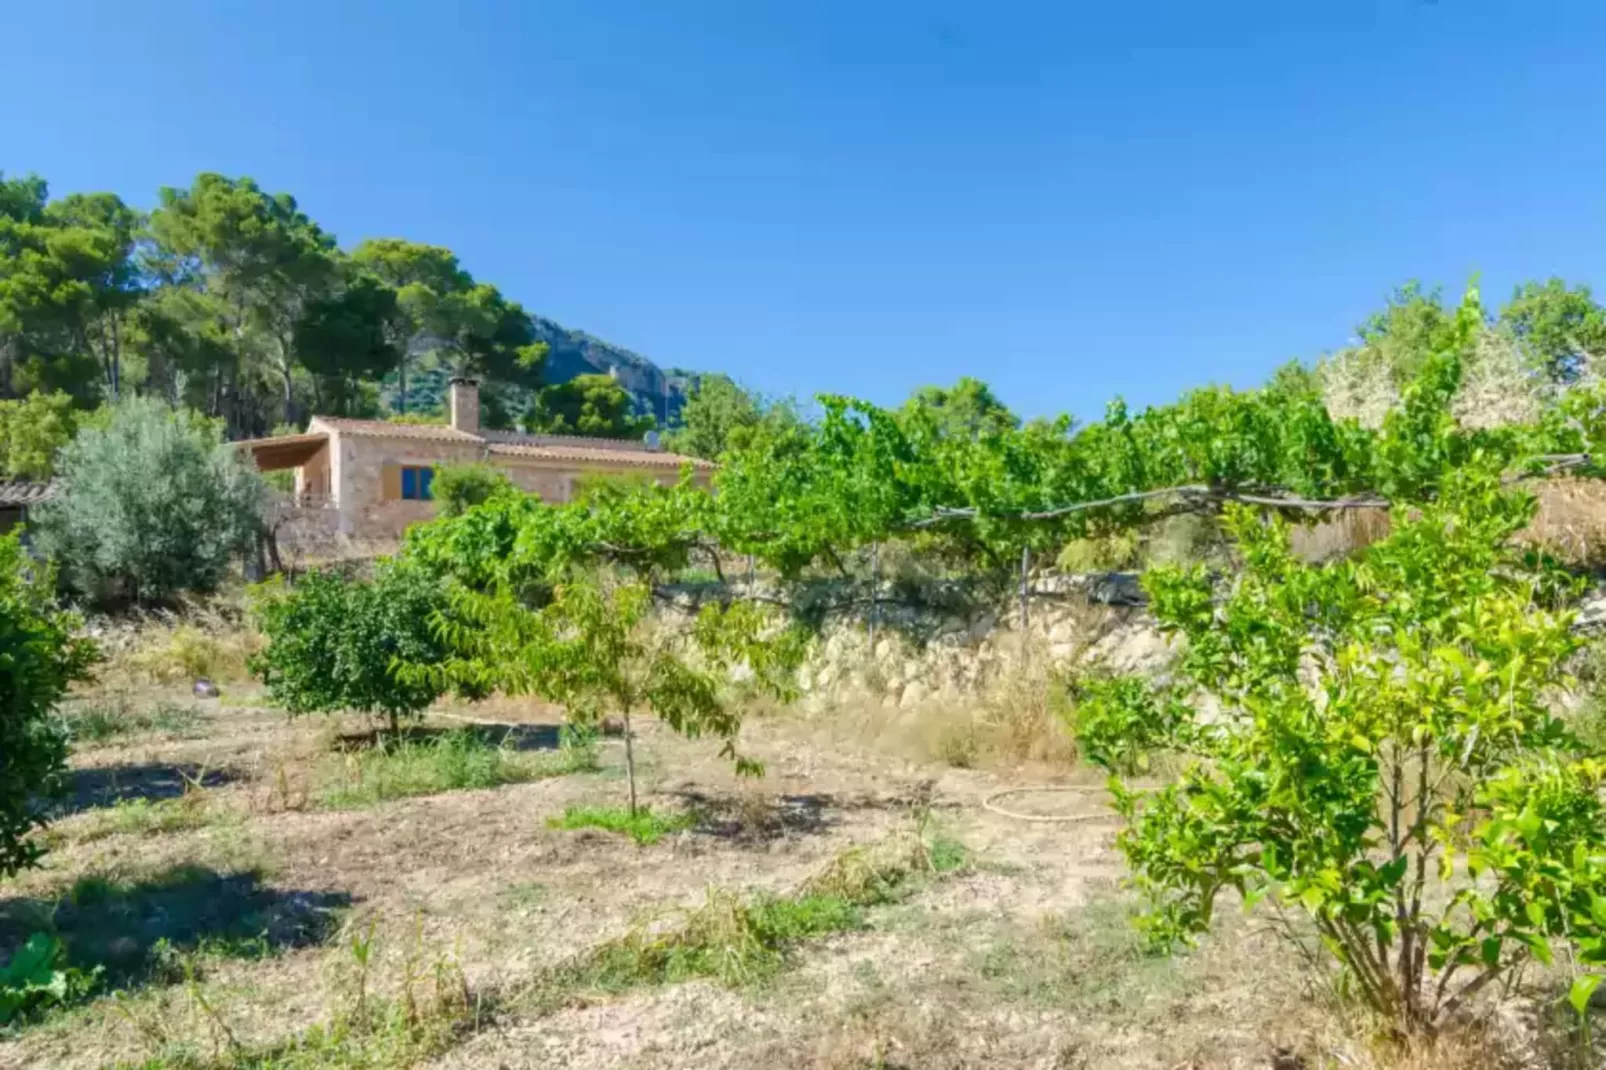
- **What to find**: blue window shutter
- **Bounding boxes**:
[421,467,435,500]
[401,467,417,500]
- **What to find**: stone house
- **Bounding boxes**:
[237,379,712,543]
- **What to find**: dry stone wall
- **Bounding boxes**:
[661,571,1177,710]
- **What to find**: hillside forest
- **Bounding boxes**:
[0,170,697,453]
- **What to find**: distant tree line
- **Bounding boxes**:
[0,170,671,447]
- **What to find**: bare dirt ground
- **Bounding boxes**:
[0,686,1340,1070]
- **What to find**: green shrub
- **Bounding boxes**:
[252,560,450,733]
[32,396,264,605]
[1078,474,1606,1035]
[0,533,96,877]
[431,462,516,519]
[0,391,77,480]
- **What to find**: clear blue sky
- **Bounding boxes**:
[4,1,1604,420]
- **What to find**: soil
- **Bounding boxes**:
[0,688,1334,1070]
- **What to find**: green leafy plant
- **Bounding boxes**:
[0,390,77,479]
[251,560,451,734]
[547,805,695,846]
[318,729,595,809]
[431,462,515,519]
[417,574,805,816]
[0,932,99,1026]
[1077,472,1606,1034]
[0,533,97,877]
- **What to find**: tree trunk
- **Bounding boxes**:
[622,708,638,817]
[108,314,122,401]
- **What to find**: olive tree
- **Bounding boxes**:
[0,533,96,876]
[1076,471,1606,1034]
[33,396,264,605]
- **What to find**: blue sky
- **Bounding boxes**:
[4,1,1604,420]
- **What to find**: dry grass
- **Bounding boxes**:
[11,618,1606,1070]
[1291,507,1393,562]
[97,604,265,689]
[1524,476,1606,569]
[825,641,1082,773]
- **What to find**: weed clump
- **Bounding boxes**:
[73,795,234,843]
[547,805,694,846]
[318,729,597,809]
[543,827,969,996]
[62,699,206,745]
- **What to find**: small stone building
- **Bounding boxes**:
[238,379,712,543]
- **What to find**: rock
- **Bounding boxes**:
[1087,571,1147,606]
[192,678,219,699]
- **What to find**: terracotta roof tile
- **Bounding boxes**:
[304,417,712,469]
[0,480,55,506]
[310,417,479,442]
[487,441,712,469]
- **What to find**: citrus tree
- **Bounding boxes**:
[1075,470,1606,1033]
[0,533,96,876]
[251,560,450,734]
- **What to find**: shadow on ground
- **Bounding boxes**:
[329,721,564,753]
[671,789,845,844]
[55,762,244,816]
[0,865,351,988]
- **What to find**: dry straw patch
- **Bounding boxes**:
[1523,476,1606,569]
[96,598,265,689]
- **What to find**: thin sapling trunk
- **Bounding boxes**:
[621,707,638,817]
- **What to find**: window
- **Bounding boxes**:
[400,465,434,501]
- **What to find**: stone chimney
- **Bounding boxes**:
[448,377,480,434]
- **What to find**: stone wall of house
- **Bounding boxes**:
[330,435,690,541]
[335,434,484,539]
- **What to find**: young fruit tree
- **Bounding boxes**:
[0,533,97,876]
[414,574,804,815]
[251,560,451,734]
[1074,469,1606,1035]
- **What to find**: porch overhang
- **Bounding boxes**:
[235,432,329,471]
